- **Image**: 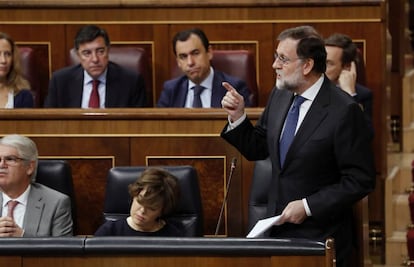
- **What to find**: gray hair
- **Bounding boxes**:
[0,134,38,182]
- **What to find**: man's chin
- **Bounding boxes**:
[276,81,284,90]
[87,70,104,78]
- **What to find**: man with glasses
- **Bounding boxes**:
[220,25,375,267]
[0,134,73,237]
[44,24,146,108]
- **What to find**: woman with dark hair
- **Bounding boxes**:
[94,167,184,236]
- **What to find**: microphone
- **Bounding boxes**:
[215,157,237,236]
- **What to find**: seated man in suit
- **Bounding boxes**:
[44,24,146,108]
[157,28,252,108]
[324,33,373,135]
[0,134,73,237]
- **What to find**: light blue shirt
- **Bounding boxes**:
[184,67,214,108]
[81,69,107,108]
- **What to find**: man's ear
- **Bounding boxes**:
[207,45,213,61]
[303,58,314,75]
[26,161,35,178]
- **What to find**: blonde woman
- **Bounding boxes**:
[0,32,33,108]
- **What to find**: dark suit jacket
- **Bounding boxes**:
[221,77,375,264]
[44,62,146,107]
[14,89,34,108]
[0,183,73,237]
[157,70,252,107]
[354,83,373,136]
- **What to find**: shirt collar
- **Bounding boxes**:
[83,69,107,86]
[2,184,31,207]
[300,74,324,101]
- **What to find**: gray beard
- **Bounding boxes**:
[276,79,297,92]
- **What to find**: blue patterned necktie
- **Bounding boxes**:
[279,95,306,167]
[192,85,205,108]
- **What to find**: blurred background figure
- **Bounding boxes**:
[0,32,33,108]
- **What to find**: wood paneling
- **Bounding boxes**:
[0,108,261,236]
[0,0,387,233]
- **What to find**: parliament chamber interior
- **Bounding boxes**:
[0,0,410,266]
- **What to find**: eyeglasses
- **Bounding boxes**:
[79,47,108,59]
[0,155,26,166]
[274,52,301,65]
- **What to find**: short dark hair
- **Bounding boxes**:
[172,28,209,56]
[277,25,327,73]
[74,24,110,50]
[324,33,357,66]
[128,167,180,217]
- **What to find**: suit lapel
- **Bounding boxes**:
[105,63,118,107]
[71,66,84,107]
[283,80,331,167]
[211,71,225,107]
[23,186,43,235]
[270,90,295,168]
[176,80,189,107]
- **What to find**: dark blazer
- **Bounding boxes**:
[14,89,34,108]
[354,83,372,118]
[157,70,252,107]
[0,183,73,237]
[221,76,375,266]
[44,62,146,108]
[354,83,374,136]
[94,218,184,237]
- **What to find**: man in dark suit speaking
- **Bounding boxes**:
[220,25,375,267]
[44,24,146,108]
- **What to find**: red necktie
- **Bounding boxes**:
[88,80,100,108]
[7,200,18,220]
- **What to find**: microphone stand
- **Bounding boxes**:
[214,158,237,236]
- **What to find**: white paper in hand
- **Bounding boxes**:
[246,215,281,238]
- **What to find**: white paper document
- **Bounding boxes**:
[246,215,281,238]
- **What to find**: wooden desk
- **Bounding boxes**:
[0,108,262,236]
[0,237,335,267]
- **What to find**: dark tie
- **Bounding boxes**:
[88,79,100,108]
[7,200,18,220]
[192,85,205,108]
[279,95,306,167]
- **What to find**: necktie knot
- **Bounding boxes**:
[192,85,205,108]
[88,79,100,108]
[7,200,18,220]
[291,95,306,111]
